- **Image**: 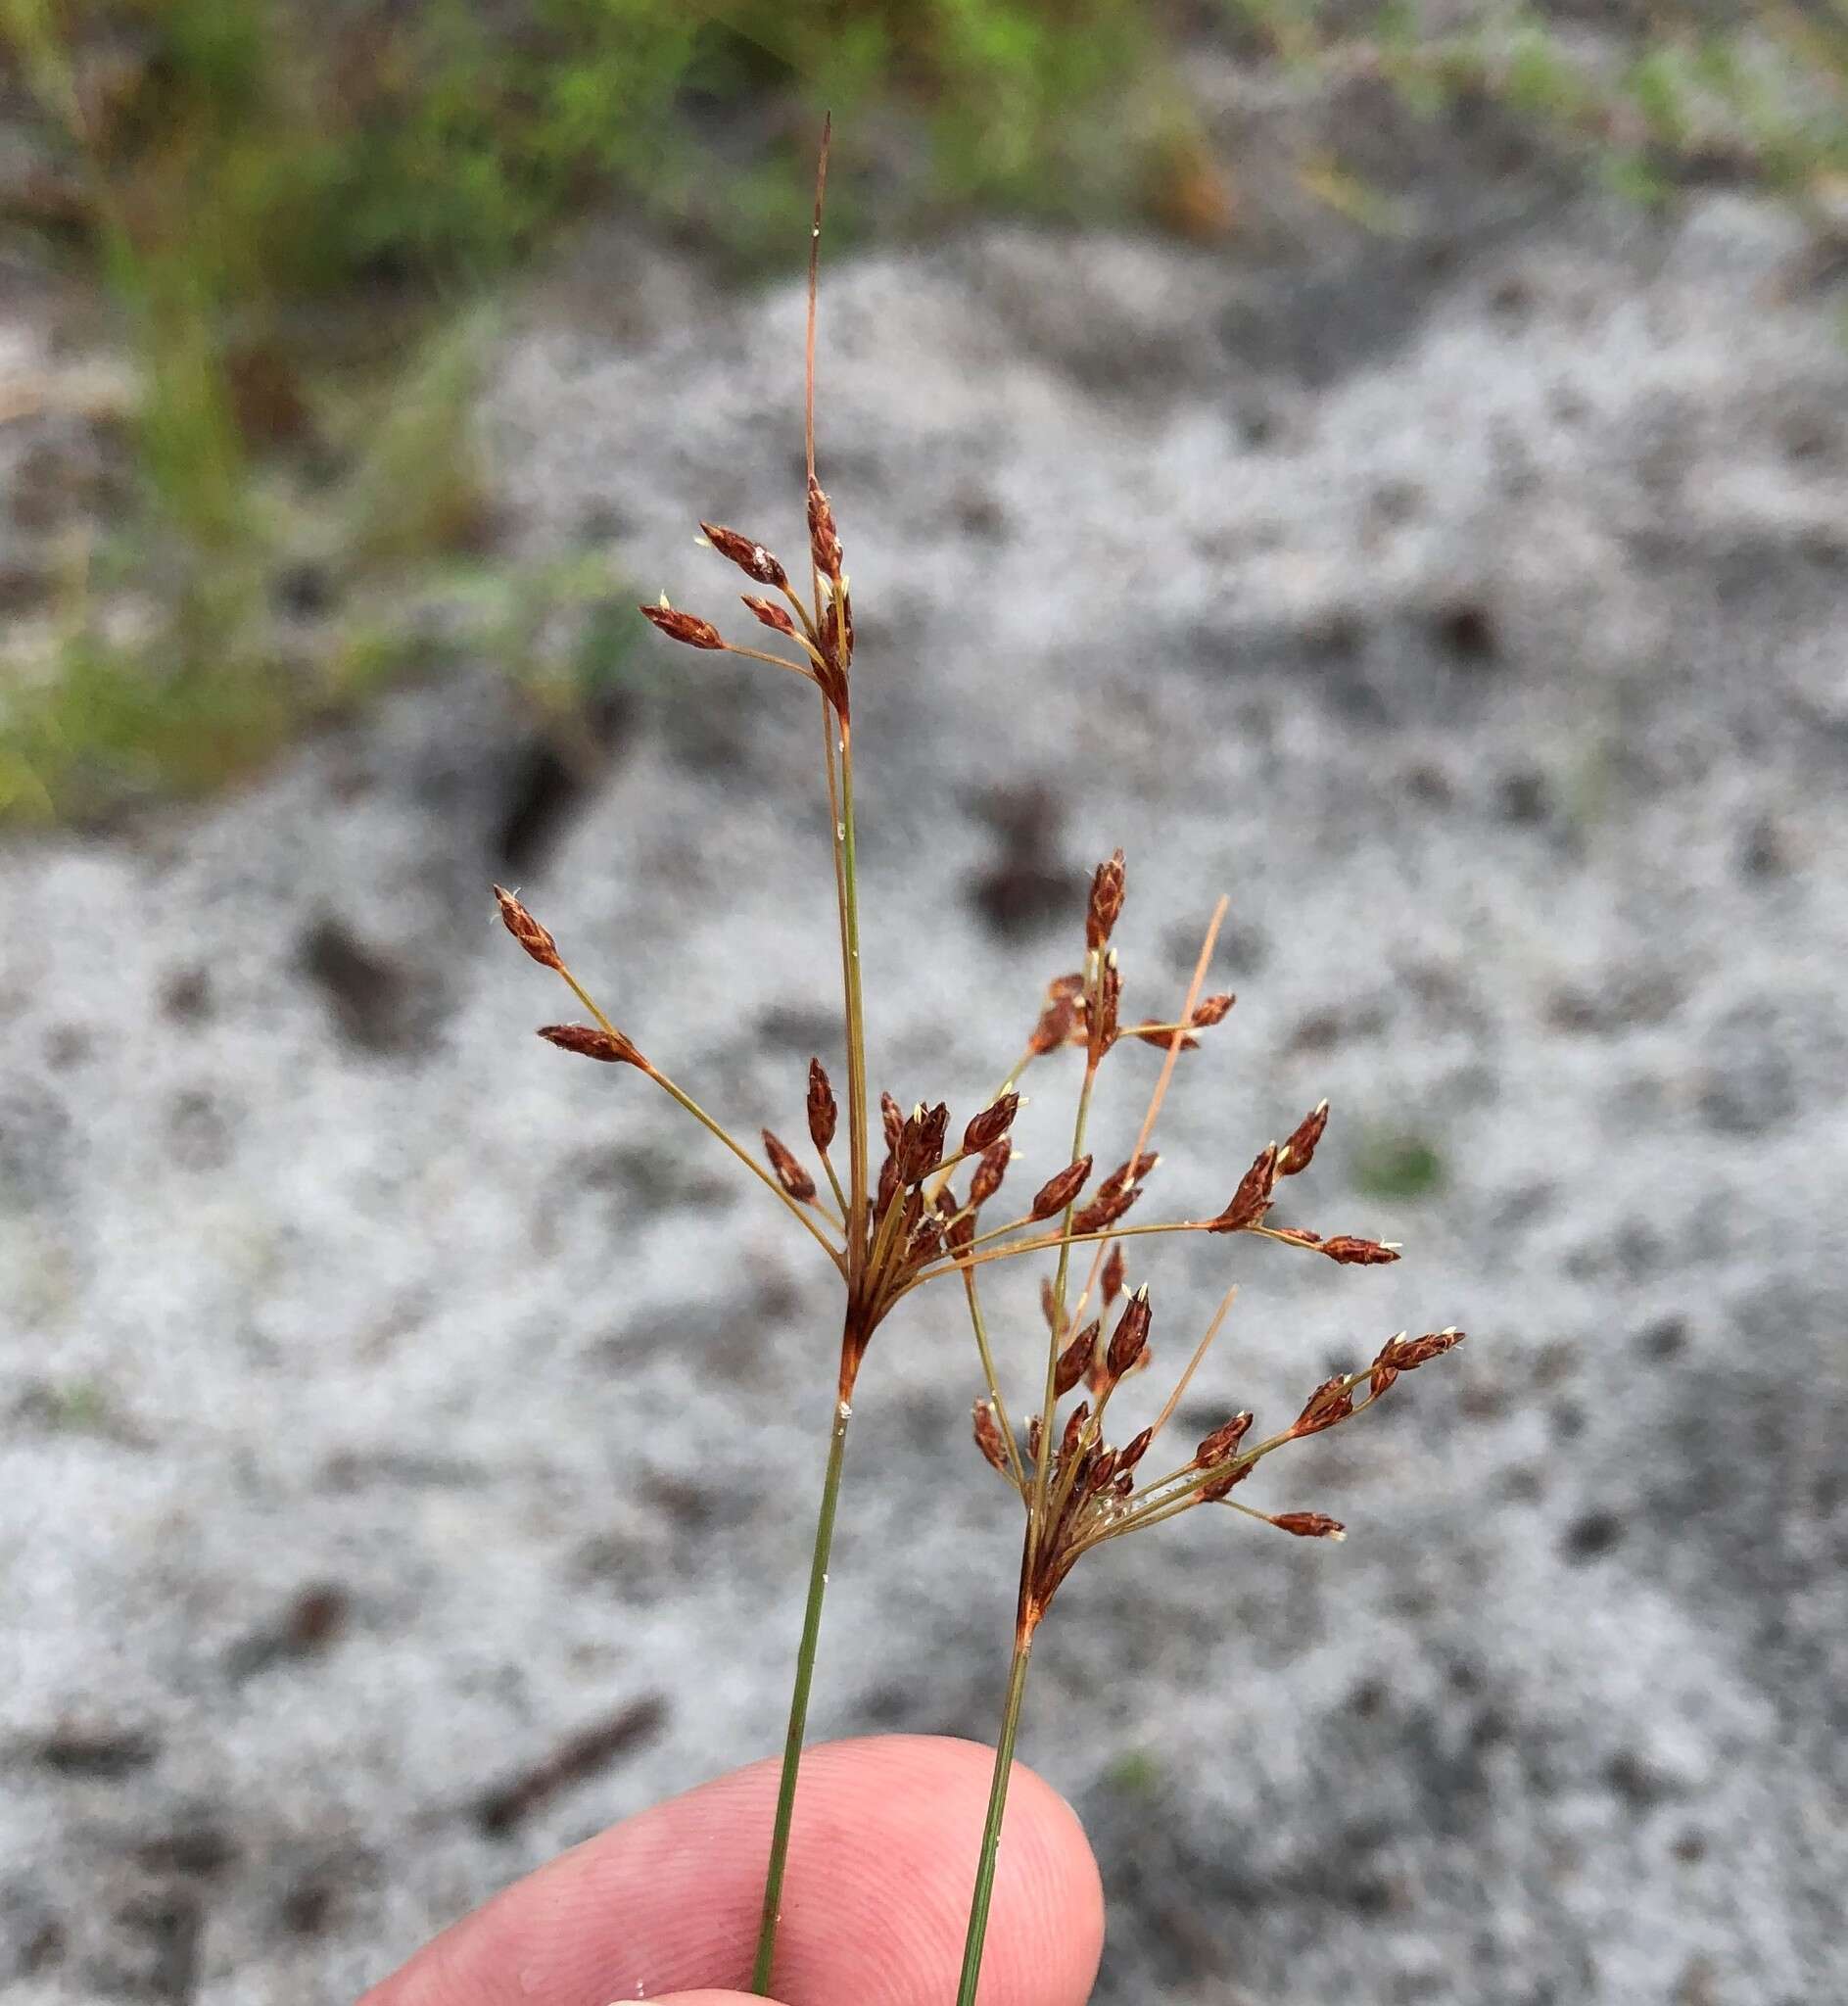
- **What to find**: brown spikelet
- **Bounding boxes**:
[1026,1415,1044,1466]
[1292,1376,1355,1437]
[1106,1284,1152,1378]
[1099,1154,1157,1203]
[1048,972,1085,1001]
[1060,1401,1091,1460]
[493,885,562,971]
[1054,1321,1099,1397]
[947,1211,975,1261]
[807,1059,837,1152]
[1100,1243,1127,1307]
[1208,1143,1279,1233]
[1087,1447,1119,1492]
[1191,992,1236,1027]
[1279,1100,1330,1175]
[1266,1225,1323,1249]
[1269,1511,1346,1540]
[1193,1410,1255,1467]
[1379,1326,1467,1371]
[640,601,725,649]
[1070,1182,1142,1235]
[1039,1275,1062,1336]
[700,522,789,590]
[742,594,798,638]
[1319,1236,1401,1266]
[807,475,842,576]
[900,1101,949,1182]
[970,1137,1012,1207]
[1086,848,1126,952]
[972,1399,1011,1475]
[761,1129,818,1204]
[907,1215,945,1267]
[1130,1020,1200,1050]
[880,1092,904,1154]
[963,1094,1020,1154]
[537,1023,640,1066]
[1030,1154,1094,1221]
[1092,953,1121,1055]
[1200,1461,1253,1502]
[1118,1425,1154,1472]
[1028,993,1077,1055]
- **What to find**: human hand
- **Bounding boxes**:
[359,1734,1104,2005]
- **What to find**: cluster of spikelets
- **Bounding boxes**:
[497,816,1465,1618]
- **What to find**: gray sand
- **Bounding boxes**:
[3,70,1846,2006]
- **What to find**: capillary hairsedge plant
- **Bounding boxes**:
[495,121,1465,2001]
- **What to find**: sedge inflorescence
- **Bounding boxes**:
[490,120,1467,2004]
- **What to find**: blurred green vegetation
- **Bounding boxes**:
[1,1,1844,822]
[0,0,1191,822]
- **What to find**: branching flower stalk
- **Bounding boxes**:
[951,857,1465,2006]
[494,121,1466,2003]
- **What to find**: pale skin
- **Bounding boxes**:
[357,1735,1105,2006]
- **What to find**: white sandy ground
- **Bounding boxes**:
[3,82,1847,2006]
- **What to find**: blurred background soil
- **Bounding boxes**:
[1,6,1845,2002]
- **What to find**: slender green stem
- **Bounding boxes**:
[838,719,870,1244]
[752,1393,853,1993]
[955,1623,1037,2006]
[964,1267,1026,1491]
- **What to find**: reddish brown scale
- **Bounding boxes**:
[1279,1099,1330,1174]
[1086,849,1126,952]
[1271,1511,1346,1540]
[1193,1410,1254,1467]
[1028,994,1077,1055]
[1292,1376,1356,1437]
[1060,1402,1091,1459]
[963,1094,1020,1154]
[1370,1361,1399,1400]
[1091,955,1122,1057]
[742,594,797,638]
[970,1137,1012,1207]
[909,1101,950,1181]
[1208,1143,1280,1234]
[1070,1182,1141,1235]
[1027,1415,1044,1465]
[1118,1426,1154,1472]
[1266,1226,1323,1248]
[1030,1155,1094,1221]
[1319,1236,1401,1266]
[1200,1462,1253,1502]
[880,1092,904,1154]
[640,602,725,649]
[807,1059,837,1152]
[876,1154,900,1217]
[807,476,842,576]
[1107,1286,1152,1378]
[1100,1243,1127,1307]
[700,523,788,589]
[907,1216,945,1266]
[1087,1447,1120,1492]
[761,1128,818,1203]
[1191,992,1236,1027]
[1039,1275,1062,1336]
[1048,973,1085,1001]
[1054,1321,1099,1397]
[494,885,562,971]
[1112,1469,1134,1498]
[1098,1154,1156,1204]
[947,1212,975,1260]
[972,1400,1011,1475]
[537,1023,640,1066]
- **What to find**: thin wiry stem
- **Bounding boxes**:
[954,1619,1036,2006]
[751,1392,851,1994]
[752,114,853,2001]
[964,1266,1026,1492]
[549,964,844,1267]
